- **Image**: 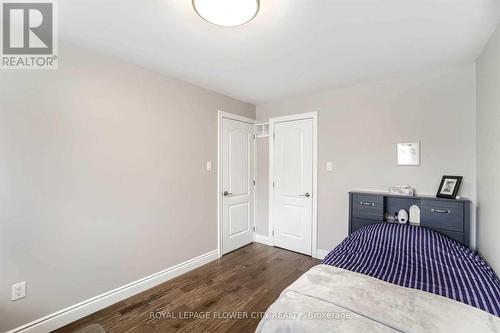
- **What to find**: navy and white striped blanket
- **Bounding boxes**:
[322,223,500,317]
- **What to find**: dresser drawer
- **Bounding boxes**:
[351,218,382,233]
[421,199,464,232]
[351,194,384,221]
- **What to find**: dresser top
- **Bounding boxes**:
[349,190,470,203]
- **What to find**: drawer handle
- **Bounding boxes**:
[360,201,375,207]
[431,208,451,214]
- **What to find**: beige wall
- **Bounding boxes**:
[477,23,500,274]
[256,65,477,252]
[0,43,255,331]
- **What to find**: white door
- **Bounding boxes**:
[221,117,254,255]
[272,118,313,255]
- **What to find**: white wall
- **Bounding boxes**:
[0,43,255,332]
[256,65,477,252]
[476,23,500,274]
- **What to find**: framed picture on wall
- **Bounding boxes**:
[397,142,420,166]
[436,175,463,199]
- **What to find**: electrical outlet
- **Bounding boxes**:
[11,282,26,301]
[326,162,334,171]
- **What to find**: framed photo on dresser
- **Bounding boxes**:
[436,175,462,199]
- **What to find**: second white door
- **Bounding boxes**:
[272,117,314,255]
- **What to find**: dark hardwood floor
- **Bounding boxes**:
[55,243,320,333]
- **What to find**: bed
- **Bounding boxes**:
[256,223,500,332]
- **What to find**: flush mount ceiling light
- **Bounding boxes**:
[193,0,260,27]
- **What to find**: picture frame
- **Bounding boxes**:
[436,175,463,199]
[397,142,420,166]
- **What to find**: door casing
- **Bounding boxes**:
[268,112,318,257]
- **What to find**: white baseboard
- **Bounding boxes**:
[314,249,330,260]
[255,234,273,246]
[9,250,219,333]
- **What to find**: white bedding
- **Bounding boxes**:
[256,265,500,333]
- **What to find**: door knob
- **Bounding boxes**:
[300,192,311,198]
[223,191,234,197]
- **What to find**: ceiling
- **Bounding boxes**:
[60,0,500,104]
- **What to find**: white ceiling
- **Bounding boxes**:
[60,0,500,104]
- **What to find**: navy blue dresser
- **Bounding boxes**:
[349,191,471,247]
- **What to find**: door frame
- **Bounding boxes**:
[268,112,318,257]
[217,110,257,258]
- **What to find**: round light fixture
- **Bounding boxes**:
[193,0,260,27]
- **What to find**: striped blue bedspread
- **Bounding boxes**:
[322,223,500,317]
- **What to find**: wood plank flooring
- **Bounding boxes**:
[55,243,320,333]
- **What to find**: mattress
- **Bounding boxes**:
[322,223,500,317]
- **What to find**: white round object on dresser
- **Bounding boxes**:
[398,209,408,224]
